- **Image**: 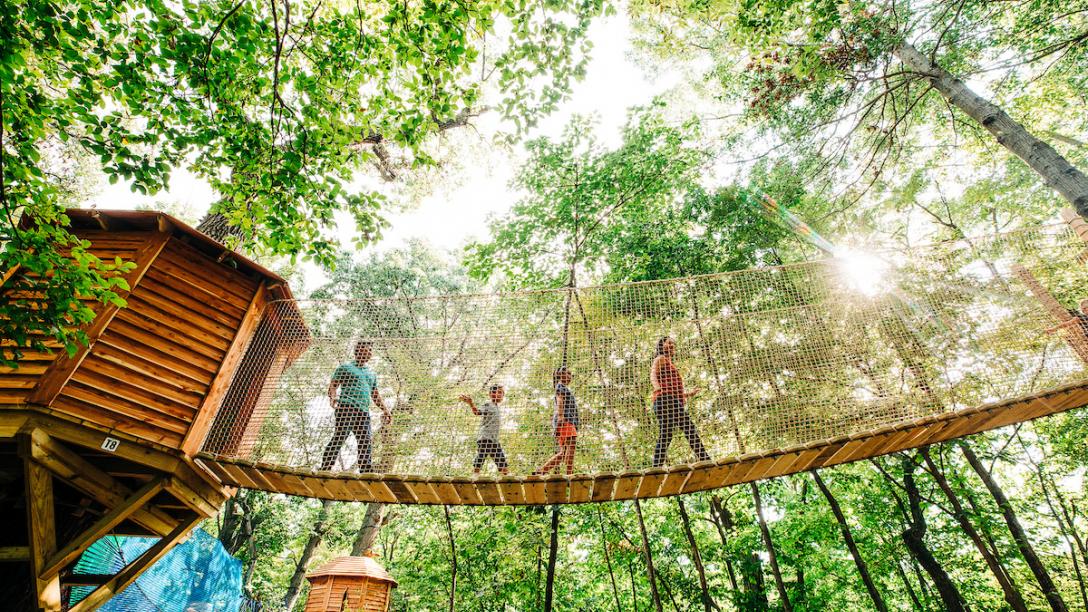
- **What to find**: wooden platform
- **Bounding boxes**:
[0,408,231,611]
[196,380,1088,505]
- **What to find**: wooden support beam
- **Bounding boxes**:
[164,476,220,517]
[29,411,180,473]
[23,448,61,611]
[90,210,109,231]
[29,232,171,406]
[1012,263,1088,363]
[68,514,201,612]
[62,574,112,587]
[22,428,177,536]
[0,546,29,562]
[177,456,232,508]
[0,410,29,438]
[40,478,167,579]
[1061,209,1088,263]
[180,284,269,456]
[1062,208,1088,244]
[0,263,20,289]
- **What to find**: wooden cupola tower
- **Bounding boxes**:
[304,556,398,612]
[0,209,305,611]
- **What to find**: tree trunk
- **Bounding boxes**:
[283,499,334,611]
[218,491,258,556]
[634,499,665,612]
[195,210,245,244]
[350,503,386,556]
[895,41,1088,218]
[536,541,543,611]
[961,480,1009,572]
[893,559,924,611]
[677,497,719,611]
[911,553,936,608]
[217,495,243,554]
[443,506,457,612]
[244,533,258,596]
[708,496,741,594]
[545,505,561,612]
[1029,451,1088,610]
[750,482,792,612]
[810,471,888,612]
[901,455,966,612]
[738,553,770,611]
[959,441,1068,612]
[919,449,1029,612]
[1072,548,1088,612]
[656,568,683,612]
[794,567,806,608]
[1024,429,1088,575]
[598,507,624,612]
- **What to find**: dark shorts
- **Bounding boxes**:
[474,439,508,470]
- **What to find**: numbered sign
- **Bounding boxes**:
[101,437,121,452]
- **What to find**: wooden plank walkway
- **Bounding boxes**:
[197,381,1088,505]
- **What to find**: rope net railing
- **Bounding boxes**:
[200,225,1088,481]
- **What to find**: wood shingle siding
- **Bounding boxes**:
[1,209,301,457]
[45,235,253,446]
[0,233,145,405]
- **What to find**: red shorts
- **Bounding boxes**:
[556,422,577,443]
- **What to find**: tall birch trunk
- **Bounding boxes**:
[707,496,741,595]
[545,505,561,612]
[351,503,387,556]
[900,456,966,612]
[895,42,1088,218]
[598,507,624,612]
[444,505,457,612]
[677,497,719,611]
[634,500,665,612]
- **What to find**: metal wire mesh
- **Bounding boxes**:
[201,225,1088,479]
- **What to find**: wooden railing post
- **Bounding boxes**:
[20,432,61,611]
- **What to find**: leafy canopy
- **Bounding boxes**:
[465,110,828,288]
[465,110,713,288]
[1,0,603,359]
[629,0,1088,224]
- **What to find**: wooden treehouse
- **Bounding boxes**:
[0,209,307,611]
[304,556,398,612]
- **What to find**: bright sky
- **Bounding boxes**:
[88,14,676,267]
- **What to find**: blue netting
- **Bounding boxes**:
[69,528,249,612]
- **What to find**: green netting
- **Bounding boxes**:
[68,529,248,612]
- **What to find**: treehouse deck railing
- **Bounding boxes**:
[195,224,1088,502]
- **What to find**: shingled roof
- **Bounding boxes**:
[307,556,398,586]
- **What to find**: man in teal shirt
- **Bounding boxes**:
[321,340,390,472]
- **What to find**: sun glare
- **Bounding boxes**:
[836,248,890,297]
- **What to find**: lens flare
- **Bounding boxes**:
[837,249,890,297]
